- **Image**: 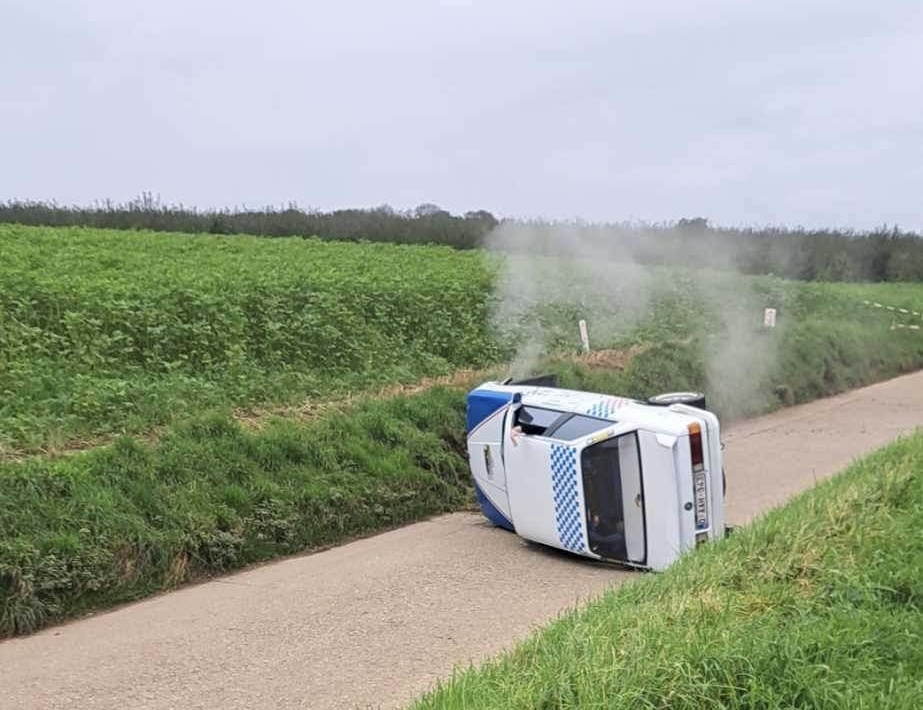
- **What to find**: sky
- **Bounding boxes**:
[2,0,922,231]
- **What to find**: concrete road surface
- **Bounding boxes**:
[3,371,922,710]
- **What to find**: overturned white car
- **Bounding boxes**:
[466,376,726,571]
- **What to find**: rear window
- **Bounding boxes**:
[548,414,611,441]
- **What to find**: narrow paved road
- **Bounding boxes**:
[3,371,922,710]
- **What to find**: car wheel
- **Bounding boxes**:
[646,391,707,410]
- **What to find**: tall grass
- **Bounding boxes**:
[0,388,470,637]
[408,432,923,710]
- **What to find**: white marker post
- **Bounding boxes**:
[763,308,777,328]
[578,319,590,352]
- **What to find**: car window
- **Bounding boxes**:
[515,406,568,436]
[547,414,611,441]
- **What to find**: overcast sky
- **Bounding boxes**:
[3,1,922,230]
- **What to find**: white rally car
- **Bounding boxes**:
[466,376,726,571]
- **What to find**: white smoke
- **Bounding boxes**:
[482,218,785,413]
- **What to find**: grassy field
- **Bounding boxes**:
[0,224,502,455]
[408,432,923,710]
[2,224,923,636]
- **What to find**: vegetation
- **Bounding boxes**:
[408,432,923,710]
[0,388,472,636]
[3,197,923,281]
[3,224,923,457]
[0,195,498,249]
[0,224,501,455]
[2,223,922,637]
[2,315,922,637]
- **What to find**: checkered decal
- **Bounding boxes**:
[549,444,585,552]
[585,397,624,419]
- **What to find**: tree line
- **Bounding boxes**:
[1,195,921,282]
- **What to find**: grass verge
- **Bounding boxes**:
[408,432,923,710]
[0,388,471,636]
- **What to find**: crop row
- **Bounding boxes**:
[0,226,504,452]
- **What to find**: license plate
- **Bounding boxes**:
[694,472,708,528]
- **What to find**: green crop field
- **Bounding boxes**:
[2,223,923,636]
[0,224,502,455]
[407,432,923,710]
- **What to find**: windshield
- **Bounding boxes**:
[581,432,646,563]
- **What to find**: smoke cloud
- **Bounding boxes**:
[482,219,785,412]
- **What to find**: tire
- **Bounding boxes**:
[646,391,707,410]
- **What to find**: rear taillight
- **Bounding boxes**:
[687,422,704,471]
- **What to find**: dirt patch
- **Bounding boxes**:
[0,432,159,465]
[235,345,649,431]
[233,367,500,431]
[564,344,650,370]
